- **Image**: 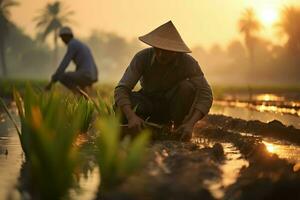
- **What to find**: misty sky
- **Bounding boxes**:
[10,0,300,48]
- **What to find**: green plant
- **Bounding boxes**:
[64,96,95,133]
[96,115,150,191]
[2,87,87,200]
[96,94,114,116]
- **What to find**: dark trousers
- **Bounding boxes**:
[58,72,95,90]
[129,79,196,126]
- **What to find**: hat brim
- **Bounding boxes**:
[139,36,192,53]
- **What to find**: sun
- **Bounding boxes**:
[259,7,278,26]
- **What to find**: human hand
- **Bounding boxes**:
[176,122,194,141]
[45,82,53,91]
[128,113,145,132]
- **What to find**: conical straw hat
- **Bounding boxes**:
[139,21,192,53]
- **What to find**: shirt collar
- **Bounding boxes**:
[150,49,181,67]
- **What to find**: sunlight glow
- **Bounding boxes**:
[263,141,276,153]
[255,94,283,101]
[259,7,278,26]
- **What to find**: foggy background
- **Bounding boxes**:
[1,0,300,85]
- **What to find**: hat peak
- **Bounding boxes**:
[139,21,191,53]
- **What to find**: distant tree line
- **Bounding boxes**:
[1,1,300,85]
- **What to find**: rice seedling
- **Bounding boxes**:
[64,96,95,133]
[96,115,150,192]
[95,94,115,116]
[1,85,152,199]
[1,86,89,200]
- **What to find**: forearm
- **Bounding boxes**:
[114,86,132,108]
[121,104,136,121]
[185,109,204,126]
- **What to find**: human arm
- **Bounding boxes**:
[114,52,146,130]
[176,75,213,141]
[51,42,76,82]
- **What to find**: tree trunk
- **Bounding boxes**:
[245,33,254,102]
[53,29,58,67]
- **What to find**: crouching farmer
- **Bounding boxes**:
[114,21,213,141]
[46,26,98,93]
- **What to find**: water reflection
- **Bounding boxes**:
[214,100,300,117]
[0,109,100,200]
[255,94,284,102]
[262,139,300,163]
[202,142,249,199]
[0,114,23,200]
[71,167,99,200]
[240,132,300,164]
[262,141,276,153]
[223,93,286,102]
[211,103,300,129]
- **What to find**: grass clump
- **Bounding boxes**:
[1,85,151,199]
[2,86,89,200]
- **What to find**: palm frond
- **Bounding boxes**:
[41,18,62,40]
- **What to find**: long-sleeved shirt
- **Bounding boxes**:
[52,38,98,82]
[114,48,213,116]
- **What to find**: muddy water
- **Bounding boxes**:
[192,138,249,199]
[212,93,300,128]
[70,167,99,200]
[211,103,300,129]
[239,132,300,163]
[1,92,300,199]
[0,112,99,200]
[0,113,23,200]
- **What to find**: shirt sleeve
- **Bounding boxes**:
[114,53,145,107]
[52,42,76,81]
[189,74,213,116]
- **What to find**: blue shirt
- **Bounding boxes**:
[53,38,98,81]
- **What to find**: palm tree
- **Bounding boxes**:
[0,0,19,76]
[238,8,262,102]
[34,1,73,66]
[238,8,262,65]
[277,6,300,56]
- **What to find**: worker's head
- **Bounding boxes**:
[154,47,180,65]
[59,26,74,45]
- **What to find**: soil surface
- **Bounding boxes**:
[98,114,300,200]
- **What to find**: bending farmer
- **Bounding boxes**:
[46,26,98,93]
[114,21,213,141]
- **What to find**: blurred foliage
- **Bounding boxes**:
[65,96,95,133]
[34,1,74,66]
[0,0,19,76]
[0,79,47,97]
[96,115,150,191]
[1,86,90,199]
[277,6,300,57]
[238,8,262,65]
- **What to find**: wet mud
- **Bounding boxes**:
[2,111,300,199]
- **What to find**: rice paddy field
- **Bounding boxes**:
[1,80,300,200]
